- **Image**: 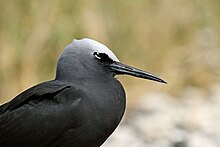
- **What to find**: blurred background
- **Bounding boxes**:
[0,0,220,147]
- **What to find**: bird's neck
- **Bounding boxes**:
[55,67,112,86]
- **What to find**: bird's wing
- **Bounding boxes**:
[0,80,87,146]
[0,80,70,115]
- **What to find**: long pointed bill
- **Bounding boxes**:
[110,62,167,84]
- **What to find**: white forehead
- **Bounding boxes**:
[72,38,119,62]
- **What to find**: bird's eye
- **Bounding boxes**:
[94,52,102,60]
[93,52,113,63]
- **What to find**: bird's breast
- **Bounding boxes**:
[72,79,126,146]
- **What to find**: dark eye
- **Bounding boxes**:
[93,52,113,63]
[94,52,102,60]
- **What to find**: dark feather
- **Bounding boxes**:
[0,80,70,115]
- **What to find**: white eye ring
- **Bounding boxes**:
[94,52,102,60]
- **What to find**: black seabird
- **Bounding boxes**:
[0,38,166,147]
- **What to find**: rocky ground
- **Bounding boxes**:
[102,84,220,147]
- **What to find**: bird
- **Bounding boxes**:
[0,38,166,147]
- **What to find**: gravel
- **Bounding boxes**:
[102,84,220,147]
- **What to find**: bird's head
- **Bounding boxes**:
[56,38,166,84]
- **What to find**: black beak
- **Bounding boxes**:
[110,61,167,84]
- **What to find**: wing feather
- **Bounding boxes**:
[0,80,70,115]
